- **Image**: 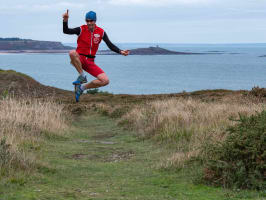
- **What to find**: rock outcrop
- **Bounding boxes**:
[0,37,73,50]
[98,46,204,55]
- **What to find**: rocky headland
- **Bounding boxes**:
[0,37,73,53]
[98,46,205,55]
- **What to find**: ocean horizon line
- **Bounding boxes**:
[63,42,266,45]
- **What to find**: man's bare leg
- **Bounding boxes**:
[69,50,87,85]
[69,50,83,74]
[82,73,109,90]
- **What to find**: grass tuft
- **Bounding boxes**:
[119,98,265,168]
[0,97,69,176]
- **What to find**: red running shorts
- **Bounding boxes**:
[79,55,104,78]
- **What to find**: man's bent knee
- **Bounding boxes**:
[69,50,78,58]
[102,79,109,86]
[99,78,109,86]
[97,73,109,86]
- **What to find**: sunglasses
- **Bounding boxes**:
[86,20,95,23]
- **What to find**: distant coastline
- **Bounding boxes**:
[0,48,209,55]
[0,37,73,51]
[0,37,222,55]
[0,50,72,54]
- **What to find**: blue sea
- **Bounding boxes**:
[0,43,265,94]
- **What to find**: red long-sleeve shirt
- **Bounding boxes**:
[63,21,121,57]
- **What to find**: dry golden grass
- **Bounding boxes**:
[0,97,69,174]
[121,98,265,168]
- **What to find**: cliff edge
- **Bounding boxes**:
[0,37,73,50]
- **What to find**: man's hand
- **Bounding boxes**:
[63,9,69,22]
[120,50,130,56]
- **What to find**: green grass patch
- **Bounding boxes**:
[1,114,264,199]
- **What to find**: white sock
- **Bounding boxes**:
[80,84,86,91]
[80,71,86,78]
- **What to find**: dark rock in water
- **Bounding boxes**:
[259,55,266,57]
[98,46,204,55]
[0,37,73,51]
[129,46,202,55]
[206,50,225,53]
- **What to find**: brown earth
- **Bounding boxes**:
[0,69,71,98]
[1,69,265,115]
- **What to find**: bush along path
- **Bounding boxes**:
[0,114,264,200]
[204,110,266,190]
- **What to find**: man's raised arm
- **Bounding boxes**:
[62,9,80,35]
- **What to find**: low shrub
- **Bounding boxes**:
[87,88,100,94]
[203,110,266,190]
[86,88,111,95]
[250,86,266,98]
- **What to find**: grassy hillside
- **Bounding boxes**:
[0,69,265,199]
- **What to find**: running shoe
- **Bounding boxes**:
[72,75,87,85]
[75,84,84,102]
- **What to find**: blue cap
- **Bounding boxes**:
[85,11,97,21]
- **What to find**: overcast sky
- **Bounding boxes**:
[1,0,266,43]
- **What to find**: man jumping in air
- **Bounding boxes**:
[63,10,129,102]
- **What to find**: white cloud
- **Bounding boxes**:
[0,2,84,13]
[227,7,266,14]
[107,0,213,6]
